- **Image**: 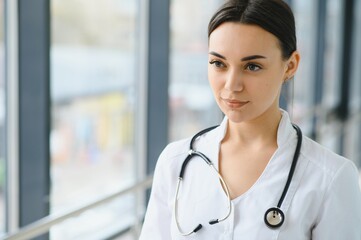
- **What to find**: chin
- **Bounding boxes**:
[223,109,251,123]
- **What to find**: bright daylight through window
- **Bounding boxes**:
[50,0,139,238]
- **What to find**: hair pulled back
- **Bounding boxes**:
[208,0,296,60]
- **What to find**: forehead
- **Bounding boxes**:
[208,22,282,58]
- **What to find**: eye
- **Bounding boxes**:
[245,63,262,72]
[209,60,226,69]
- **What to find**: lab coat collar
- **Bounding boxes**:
[214,109,295,148]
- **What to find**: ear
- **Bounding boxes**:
[284,51,300,81]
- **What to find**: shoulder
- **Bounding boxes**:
[157,137,191,167]
[302,139,361,238]
[301,135,359,185]
[151,129,218,198]
[157,125,221,169]
[154,136,195,180]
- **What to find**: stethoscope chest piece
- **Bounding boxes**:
[264,207,285,229]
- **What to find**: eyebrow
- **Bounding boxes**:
[241,55,267,61]
[209,51,267,61]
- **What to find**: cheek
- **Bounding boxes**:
[246,76,282,99]
[255,79,283,103]
[208,70,223,92]
[260,70,284,89]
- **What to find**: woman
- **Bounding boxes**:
[139,0,361,239]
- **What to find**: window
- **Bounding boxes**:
[292,0,343,150]
[292,0,318,134]
[50,0,139,238]
[316,0,344,151]
[323,0,343,109]
[169,0,222,141]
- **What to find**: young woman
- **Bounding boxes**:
[139,0,361,239]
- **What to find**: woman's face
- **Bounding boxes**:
[208,22,299,124]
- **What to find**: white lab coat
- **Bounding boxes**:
[139,110,361,240]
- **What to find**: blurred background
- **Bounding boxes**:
[0,0,360,239]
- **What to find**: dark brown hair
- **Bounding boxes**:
[208,0,296,60]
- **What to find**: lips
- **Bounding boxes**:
[222,98,249,108]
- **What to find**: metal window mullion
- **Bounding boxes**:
[338,0,354,121]
[4,0,20,233]
[338,0,355,155]
[311,0,327,140]
[18,0,50,239]
[146,0,170,176]
[144,0,170,221]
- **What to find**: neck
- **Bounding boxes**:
[224,107,282,147]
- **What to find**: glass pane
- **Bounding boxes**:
[50,0,138,238]
[0,0,4,235]
[292,0,318,135]
[169,0,222,141]
[323,0,343,108]
[317,0,343,151]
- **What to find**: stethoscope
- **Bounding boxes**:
[174,124,302,236]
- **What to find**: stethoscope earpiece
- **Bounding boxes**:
[193,224,203,233]
[209,219,219,225]
[264,207,285,229]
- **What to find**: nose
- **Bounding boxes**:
[224,68,244,92]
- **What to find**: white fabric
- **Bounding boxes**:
[139,110,361,240]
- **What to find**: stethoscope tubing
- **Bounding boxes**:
[175,125,232,236]
[174,123,303,234]
[276,124,302,208]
